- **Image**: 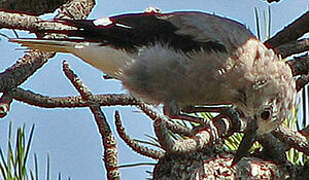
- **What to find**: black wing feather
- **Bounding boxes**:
[48,12,227,53]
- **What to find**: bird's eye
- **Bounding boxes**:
[260,109,272,120]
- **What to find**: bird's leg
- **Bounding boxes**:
[231,118,258,166]
[186,106,259,166]
[166,104,259,165]
[182,106,230,114]
[163,101,204,124]
[166,105,235,124]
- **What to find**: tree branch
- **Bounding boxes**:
[265,11,309,48]
[140,104,246,154]
[154,150,292,179]
[0,0,95,90]
[0,10,77,36]
[256,133,288,164]
[296,74,309,92]
[0,0,70,16]
[0,50,55,92]
[7,87,138,108]
[115,111,164,160]
[286,54,309,76]
[0,93,13,118]
[0,0,95,118]
[276,38,309,58]
[272,125,309,156]
[62,60,120,180]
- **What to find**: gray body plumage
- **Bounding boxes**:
[75,12,256,106]
[10,11,296,135]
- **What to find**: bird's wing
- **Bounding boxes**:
[13,11,255,54]
[162,11,255,52]
[10,11,256,56]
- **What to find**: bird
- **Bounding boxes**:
[9,9,296,165]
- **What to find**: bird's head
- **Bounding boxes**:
[237,77,296,136]
[230,39,296,165]
[229,38,296,135]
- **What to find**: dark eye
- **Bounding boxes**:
[260,109,272,120]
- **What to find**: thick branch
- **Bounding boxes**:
[285,54,309,91]
[276,38,309,58]
[0,10,41,30]
[287,54,309,76]
[265,11,309,48]
[0,50,55,92]
[154,150,291,179]
[0,0,70,16]
[0,10,77,35]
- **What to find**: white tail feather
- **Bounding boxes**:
[9,38,133,78]
[9,39,76,53]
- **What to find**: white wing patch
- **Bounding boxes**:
[93,17,113,26]
[144,7,161,13]
[93,17,131,29]
[115,23,132,29]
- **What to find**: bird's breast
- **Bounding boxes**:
[119,44,237,105]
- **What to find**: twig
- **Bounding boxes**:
[118,162,156,168]
[114,111,164,159]
[7,87,138,108]
[164,120,193,137]
[62,60,120,180]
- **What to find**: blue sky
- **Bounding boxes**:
[0,0,308,179]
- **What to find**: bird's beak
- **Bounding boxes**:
[231,117,258,166]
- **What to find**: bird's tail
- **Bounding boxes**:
[9,38,132,78]
[9,38,77,53]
